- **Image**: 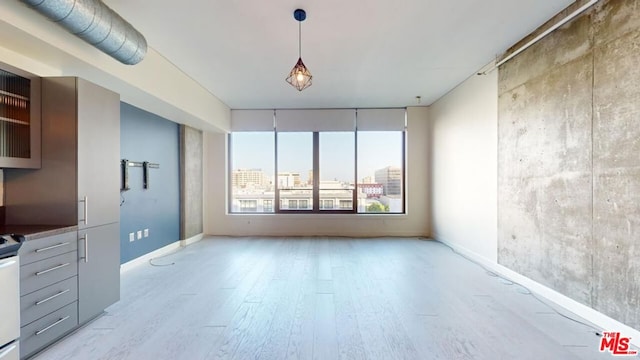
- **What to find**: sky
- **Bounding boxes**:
[231,131,403,183]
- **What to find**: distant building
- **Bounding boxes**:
[231,189,358,212]
[278,172,301,188]
[358,183,383,198]
[361,176,374,184]
[232,168,266,188]
[374,166,402,195]
[379,195,403,213]
[320,180,345,189]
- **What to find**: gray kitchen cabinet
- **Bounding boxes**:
[77,223,119,324]
[4,77,120,228]
[76,79,120,229]
[42,77,121,325]
[18,230,79,359]
[20,302,78,359]
[0,61,41,169]
[5,77,121,334]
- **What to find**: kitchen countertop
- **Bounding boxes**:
[0,224,78,241]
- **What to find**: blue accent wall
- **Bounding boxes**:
[120,103,180,264]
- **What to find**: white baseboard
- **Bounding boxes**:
[180,233,204,247]
[436,237,640,347]
[120,241,181,273]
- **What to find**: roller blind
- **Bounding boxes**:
[275,109,355,132]
[356,108,406,131]
[231,109,405,132]
[230,109,274,131]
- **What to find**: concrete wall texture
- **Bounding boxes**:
[180,125,204,239]
[498,0,640,329]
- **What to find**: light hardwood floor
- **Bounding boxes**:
[33,237,619,359]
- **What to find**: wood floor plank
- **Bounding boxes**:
[279,238,320,359]
[332,265,367,360]
[345,239,422,360]
[313,293,338,360]
[317,238,333,281]
[285,287,316,360]
[31,237,620,360]
[256,258,307,360]
[206,241,280,327]
[237,278,288,359]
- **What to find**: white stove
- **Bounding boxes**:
[0,235,23,360]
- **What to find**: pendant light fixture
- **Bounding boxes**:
[286,9,312,91]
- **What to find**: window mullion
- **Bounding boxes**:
[353,129,358,213]
[402,130,406,214]
[313,132,319,212]
[275,131,280,212]
[227,134,233,213]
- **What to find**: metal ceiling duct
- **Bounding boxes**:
[20,0,147,65]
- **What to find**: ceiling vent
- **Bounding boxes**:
[20,0,147,65]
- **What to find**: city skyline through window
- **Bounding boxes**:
[230,130,404,213]
[232,132,401,182]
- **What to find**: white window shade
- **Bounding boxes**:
[275,109,355,132]
[356,108,406,131]
[230,110,274,131]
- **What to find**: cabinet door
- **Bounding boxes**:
[77,223,120,324]
[0,61,41,169]
[3,77,77,226]
[77,78,120,228]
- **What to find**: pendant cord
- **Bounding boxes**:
[298,21,301,58]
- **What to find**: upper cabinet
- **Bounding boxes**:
[4,77,120,227]
[0,61,41,169]
[76,78,120,228]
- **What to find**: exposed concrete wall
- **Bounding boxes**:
[180,125,204,239]
[430,67,498,262]
[498,0,640,329]
[591,0,640,330]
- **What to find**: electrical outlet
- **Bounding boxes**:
[144,229,149,237]
[129,232,135,242]
[137,230,142,240]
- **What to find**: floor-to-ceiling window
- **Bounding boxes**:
[229,108,406,214]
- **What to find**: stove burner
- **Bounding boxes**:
[0,234,24,259]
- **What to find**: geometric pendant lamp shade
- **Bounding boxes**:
[285,9,312,91]
[286,57,312,91]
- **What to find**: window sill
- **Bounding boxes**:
[226,212,408,219]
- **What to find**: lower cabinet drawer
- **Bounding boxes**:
[19,231,78,266]
[20,276,78,327]
[21,251,77,296]
[20,302,78,359]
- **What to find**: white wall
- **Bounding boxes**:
[429,69,498,261]
[204,107,430,237]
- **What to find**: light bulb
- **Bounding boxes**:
[296,72,304,82]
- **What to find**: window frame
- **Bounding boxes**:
[227,112,407,215]
[275,131,358,214]
[356,130,406,214]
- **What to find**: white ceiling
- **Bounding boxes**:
[103,0,574,109]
